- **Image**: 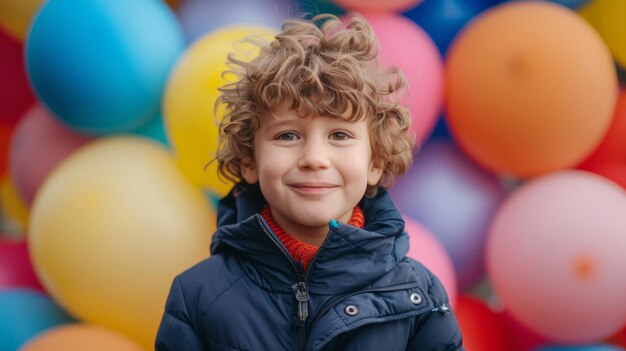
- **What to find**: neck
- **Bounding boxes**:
[270,208,354,247]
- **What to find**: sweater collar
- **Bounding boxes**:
[211,183,409,294]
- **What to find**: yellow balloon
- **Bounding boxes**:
[0,0,44,41]
[29,136,215,349]
[0,175,29,233]
[20,324,144,351]
[164,26,275,197]
[580,0,626,69]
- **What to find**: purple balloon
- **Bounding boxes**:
[176,0,298,43]
[9,105,92,206]
[389,139,507,289]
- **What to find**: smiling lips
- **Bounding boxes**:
[288,182,339,194]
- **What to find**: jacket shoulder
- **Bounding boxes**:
[174,253,247,317]
[403,257,451,306]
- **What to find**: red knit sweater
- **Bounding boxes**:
[261,205,365,272]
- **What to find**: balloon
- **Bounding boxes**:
[131,111,169,146]
[0,29,35,127]
[0,289,74,351]
[176,0,295,44]
[550,0,590,8]
[501,310,549,351]
[0,239,44,292]
[0,122,12,177]
[581,162,626,190]
[29,136,215,349]
[331,0,422,12]
[19,324,143,351]
[536,346,625,351]
[363,13,444,144]
[0,175,29,233]
[579,0,626,69]
[403,0,498,54]
[389,139,507,289]
[163,0,181,10]
[0,0,43,41]
[297,0,345,16]
[579,89,626,178]
[164,26,274,197]
[455,295,515,351]
[26,0,184,134]
[9,105,91,206]
[487,170,626,343]
[403,216,457,307]
[446,1,617,178]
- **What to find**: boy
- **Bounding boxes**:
[156,14,463,351]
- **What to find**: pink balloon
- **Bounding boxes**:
[332,0,423,13]
[364,13,444,143]
[403,215,457,307]
[0,239,45,292]
[9,105,91,205]
[487,170,626,344]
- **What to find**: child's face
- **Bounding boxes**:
[242,104,383,233]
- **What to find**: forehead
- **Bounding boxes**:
[262,103,367,126]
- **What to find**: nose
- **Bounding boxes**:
[297,137,331,170]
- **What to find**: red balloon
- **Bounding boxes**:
[608,326,626,348]
[9,105,92,205]
[501,309,548,351]
[580,89,626,168]
[0,123,13,177]
[0,239,45,292]
[579,89,626,189]
[0,28,35,126]
[455,295,515,351]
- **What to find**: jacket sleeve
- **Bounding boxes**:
[406,273,464,351]
[155,277,206,351]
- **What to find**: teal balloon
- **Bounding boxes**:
[0,289,74,351]
[132,112,169,146]
[26,0,184,135]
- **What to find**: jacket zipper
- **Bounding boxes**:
[256,215,335,351]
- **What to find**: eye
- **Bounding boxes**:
[329,131,349,140]
[277,132,299,141]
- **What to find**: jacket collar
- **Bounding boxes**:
[211,183,409,294]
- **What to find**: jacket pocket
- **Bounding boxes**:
[307,285,434,351]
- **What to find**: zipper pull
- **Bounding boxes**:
[295,281,309,321]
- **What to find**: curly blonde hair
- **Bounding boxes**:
[215,14,415,197]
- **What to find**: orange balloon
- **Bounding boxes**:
[445,1,617,178]
[19,324,144,351]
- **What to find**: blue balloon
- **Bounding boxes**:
[26,0,184,135]
[389,139,507,289]
[545,0,590,9]
[403,0,504,54]
[536,345,624,351]
[176,0,298,44]
[0,289,74,351]
[430,114,451,139]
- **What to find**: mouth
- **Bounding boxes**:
[288,183,339,194]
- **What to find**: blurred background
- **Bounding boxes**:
[1,0,626,350]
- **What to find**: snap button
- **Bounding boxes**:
[410,293,422,305]
[344,305,359,316]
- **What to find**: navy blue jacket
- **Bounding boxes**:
[156,184,463,350]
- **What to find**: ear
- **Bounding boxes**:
[367,159,384,186]
[241,160,258,184]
